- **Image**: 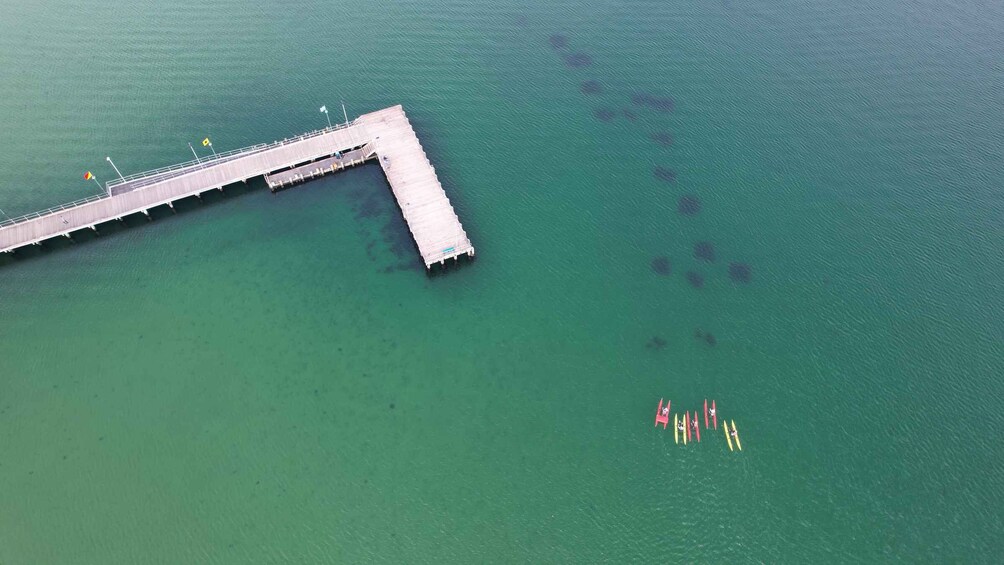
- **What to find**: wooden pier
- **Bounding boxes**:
[0,105,473,269]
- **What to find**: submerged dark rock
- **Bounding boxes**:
[728,262,753,284]
[549,34,568,49]
[651,256,672,276]
[694,329,716,346]
[353,191,386,220]
[646,336,668,350]
[631,93,675,112]
[653,166,676,183]
[622,109,637,121]
[563,52,593,68]
[650,132,674,147]
[677,195,702,216]
[594,108,615,122]
[649,97,675,113]
[379,210,418,263]
[685,271,705,289]
[694,241,716,262]
[581,80,602,94]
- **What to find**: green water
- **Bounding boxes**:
[1,0,1002,562]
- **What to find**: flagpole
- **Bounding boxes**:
[321,106,332,128]
[341,100,349,126]
[208,142,217,157]
[0,207,12,222]
[188,142,202,164]
[106,156,125,181]
[91,177,104,194]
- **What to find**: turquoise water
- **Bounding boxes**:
[1,0,1002,562]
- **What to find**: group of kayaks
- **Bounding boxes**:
[653,398,742,451]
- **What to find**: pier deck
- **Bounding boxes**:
[0,105,473,269]
[358,106,474,266]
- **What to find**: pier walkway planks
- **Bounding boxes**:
[0,105,473,269]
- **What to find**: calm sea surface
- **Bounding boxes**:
[1,0,1002,562]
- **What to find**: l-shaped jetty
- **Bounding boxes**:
[0,105,474,269]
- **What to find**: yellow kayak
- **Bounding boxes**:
[724,420,733,451]
[732,420,742,451]
[674,414,679,444]
[683,412,688,445]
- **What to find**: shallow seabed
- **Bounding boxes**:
[1,0,1002,562]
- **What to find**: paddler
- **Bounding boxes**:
[691,418,699,431]
[729,427,737,438]
[677,420,685,433]
[708,406,716,419]
[661,405,669,417]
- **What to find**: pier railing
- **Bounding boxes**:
[1,119,361,228]
[105,119,360,192]
[0,194,109,228]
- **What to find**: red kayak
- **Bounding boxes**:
[704,399,709,429]
[685,412,691,442]
[693,411,701,442]
[654,398,670,428]
[711,400,718,429]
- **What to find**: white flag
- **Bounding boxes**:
[319,105,327,113]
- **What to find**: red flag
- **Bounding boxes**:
[84,171,94,180]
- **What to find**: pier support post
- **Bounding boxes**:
[90,225,99,234]
[168,202,176,213]
[142,210,151,221]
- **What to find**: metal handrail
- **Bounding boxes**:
[0,193,109,228]
[106,119,359,191]
[0,119,360,230]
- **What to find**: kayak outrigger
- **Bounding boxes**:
[654,398,670,429]
[692,411,701,442]
[703,399,709,429]
[731,420,742,451]
[674,414,680,444]
[711,400,718,429]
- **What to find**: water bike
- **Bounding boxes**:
[654,398,670,429]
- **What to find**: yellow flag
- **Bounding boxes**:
[202,138,211,146]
